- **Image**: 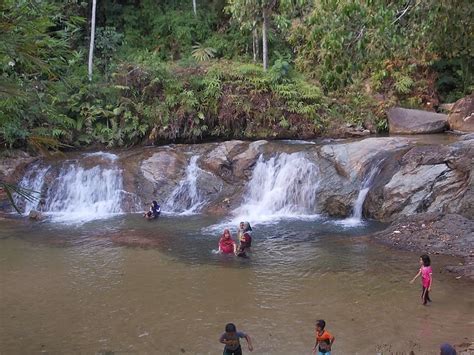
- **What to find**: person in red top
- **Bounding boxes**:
[312,320,335,355]
[218,229,237,254]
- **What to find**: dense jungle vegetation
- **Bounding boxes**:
[1,0,473,149]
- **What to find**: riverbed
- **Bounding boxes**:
[0,215,472,353]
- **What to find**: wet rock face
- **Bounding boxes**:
[365,139,473,221]
[388,107,448,134]
[231,140,267,179]
[136,150,187,206]
[6,135,472,222]
[448,94,474,132]
[316,137,412,217]
[318,137,411,181]
[0,151,36,183]
[201,140,246,182]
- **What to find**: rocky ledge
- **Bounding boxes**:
[372,212,474,280]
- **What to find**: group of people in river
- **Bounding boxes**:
[141,200,454,353]
[218,221,252,257]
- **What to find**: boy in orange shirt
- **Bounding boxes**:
[312,320,335,355]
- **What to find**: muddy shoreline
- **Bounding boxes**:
[370,212,474,281]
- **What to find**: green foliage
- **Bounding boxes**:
[289,0,473,104]
[191,43,217,61]
[0,0,84,148]
[1,0,472,150]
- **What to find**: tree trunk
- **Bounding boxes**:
[88,0,97,81]
[262,8,268,71]
[256,27,260,62]
[252,27,257,62]
[192,0,197,16]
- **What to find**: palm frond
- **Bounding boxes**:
[27,135,71,157]
[0,182,39,213]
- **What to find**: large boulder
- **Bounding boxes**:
[231,140,267,179]
[448,94,474,132]
[201,140,246,181]
[138,150,188,204]
[388,107,448,134]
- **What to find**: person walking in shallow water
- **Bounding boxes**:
[410,254,433,305]
[220,323,253,354]
[312,319,335,355]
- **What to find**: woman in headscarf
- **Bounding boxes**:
[144,200,161,219]
[218,229,237,254]
[236,222,252,257]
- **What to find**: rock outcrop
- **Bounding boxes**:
[4,135,472,221]
[201,140,245,181]
[365,137,473,221]
[316,137,411,216]
[231,140,267,179]
[448,94,474,132]
[388,107,448,134]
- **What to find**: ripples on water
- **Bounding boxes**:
[0,215,472,354]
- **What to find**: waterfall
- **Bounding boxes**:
[164,156,207,214]
[16,152,135,223]
[234,153,320,223]
[16,163,50,214]
[45,164,124,222]
[340,161,383,226]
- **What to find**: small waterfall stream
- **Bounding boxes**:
[17,164,50,214]
[339,160,383,226]
[45,164,124,222]
[234,153,320,223]
[16,152,136,223]
[164,156,208,214]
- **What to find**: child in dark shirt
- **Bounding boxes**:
[219,323,253,355]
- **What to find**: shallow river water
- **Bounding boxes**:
[0,215,473,354]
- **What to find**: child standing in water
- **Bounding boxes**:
[219,323,253,354]
[410,254,433,305]
[312,319,335,355]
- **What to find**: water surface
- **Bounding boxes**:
[0,216,472,354]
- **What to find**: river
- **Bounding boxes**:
[0,214,472,354]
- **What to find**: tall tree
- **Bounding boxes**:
[227,0,298,71]
[88,0,97,81]
[193,0,197,15]
[226,0,263,67]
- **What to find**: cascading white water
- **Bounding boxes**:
[234,153,320,223]
[45,164,124,222]
[16,164,50,214]
[165,156,207,215]
[16,152,135,223]
[339,161,384,226]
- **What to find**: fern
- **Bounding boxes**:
[393,73,414,94]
